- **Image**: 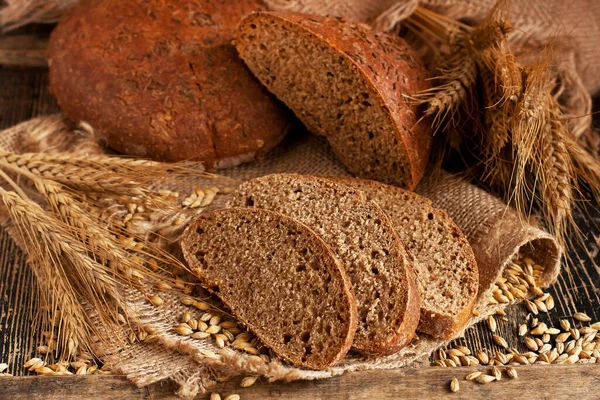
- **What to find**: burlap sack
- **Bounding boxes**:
[0,115,561,396]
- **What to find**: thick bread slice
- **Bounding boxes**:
[228,174,420,355]
[180,207,357,370]
[234,11,432,190]
[333,177,478,339]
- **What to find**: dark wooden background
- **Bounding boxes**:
[0,35,599,398]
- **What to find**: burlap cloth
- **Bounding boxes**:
[0,115,561,396]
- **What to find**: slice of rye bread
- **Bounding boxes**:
[228,174,421,355]
[331,177,479,339]
[180,207,357,370]
[234,11,432,190]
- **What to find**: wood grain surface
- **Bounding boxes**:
[1,365,600,399]
[0,63,599,399]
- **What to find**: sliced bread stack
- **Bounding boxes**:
[180,207,357,370]
[181,173,479,369]
[234,11,432,190]
[228,174,421,355]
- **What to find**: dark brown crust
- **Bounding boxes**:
[332,177,479,339]
[47,0,290,165]
[180,207,357,370]
[235,11,432,189]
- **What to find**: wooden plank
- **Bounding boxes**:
[0,34,48,68]
[0,67,59,376]
[1,365,600,399]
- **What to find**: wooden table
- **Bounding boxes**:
[1,45,600,399]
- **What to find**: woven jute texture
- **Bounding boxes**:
[0,115,561,396]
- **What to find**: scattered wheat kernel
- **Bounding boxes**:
[220,321,237,330]
[450,378,460,393]
[0,363,8,373]
[210,315,222,326]
[518,324,528,336]
[488,316,497,332]
[434,360,445,367]
[174,325,193,336]
[560,319,571,331]
[240,376,258,388]
[493,335,509,349]
[181,297,195,306]
[437,349,447,360]
[539,344,552,354]
[215,336,226,348]
[181,312,191,324]
[476,351,489,364]
[545,296,555,311]
[223,395,240,400]
[222,330,235,342]
[492,366,501,380]
[207,325,222,334]
[525,337,539,351]
[590,322,600,330]
[188,319,199,331]
[566,355,580,364]
[476,374,496,384]
[244,347,261,355]
[526,300,539,315]
[191,332,211,340]
[201,313,213,322]
[156,282,172,291]
[535,300,548,313]
[532,323,548,335]
[198,321,209,332]
[574,312,591,322]
[210,394,222,400]
[455,345,471,355]
[193,301,211,311]
[506,367,518,379]
[147,295,164,307]
[465,371,482,381]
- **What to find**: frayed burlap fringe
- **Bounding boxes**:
[0,115,562,396]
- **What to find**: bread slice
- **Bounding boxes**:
[228,174,420,355]
[234,11,432,189]
[332,177,478,339]
[180,207,357,370]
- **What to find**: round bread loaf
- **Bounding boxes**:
[47,0,290,166]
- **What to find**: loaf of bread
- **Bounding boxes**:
[228,174,420,355]
[332,177,479,339]
[235,12,432,189]
[180,207,357,370]
[47,0,290,166]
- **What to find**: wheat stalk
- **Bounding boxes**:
[0,150,221,362]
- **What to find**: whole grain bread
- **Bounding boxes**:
[228,173,420,355]
[47,0,290,166]
[234,11,432,189]
[180,207,357,370]
[332,177,479,339]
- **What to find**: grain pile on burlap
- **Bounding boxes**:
[0,115,561,396]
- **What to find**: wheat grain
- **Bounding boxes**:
[450,378,460,392]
